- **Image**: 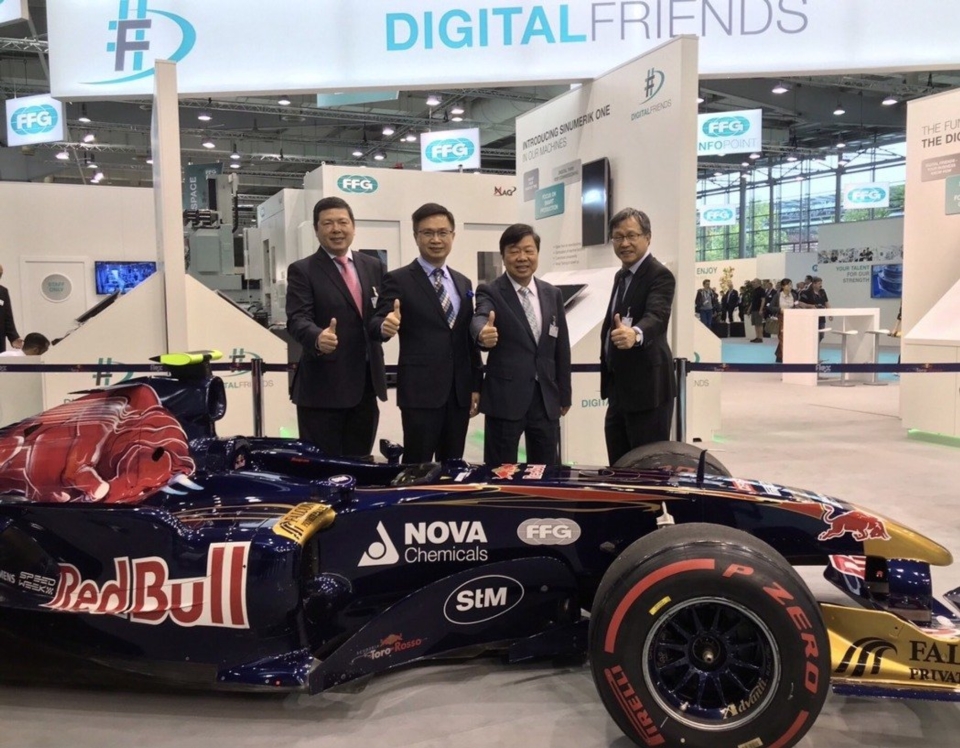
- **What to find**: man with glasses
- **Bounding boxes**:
[471,223,571,466]
[286,197,387,457]
[373,203,481,463]
[600,208,676,464]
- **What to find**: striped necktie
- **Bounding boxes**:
[432,268,456,328]
[518,286,540,340]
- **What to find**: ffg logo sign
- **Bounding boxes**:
[5,93,64,146]
[337,175,379,194]
[87,0,196,86]
[420,127,481,172]
[697,109,762,156]
[843,184,890,209]
[702,115,750,137]
[699,205,738,226]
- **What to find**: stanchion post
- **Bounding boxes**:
[675,357,688,443]
[251,358,264,437]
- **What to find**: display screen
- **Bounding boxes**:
[871,264,903,299]
[556,283,587,308]
[581,157,611,247]
[94,261,157,295]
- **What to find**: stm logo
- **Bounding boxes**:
[425,138,475,164]
[836,637,897,677]
[702,115,751,138]
[87,1,196,86]
[10,105,58,136]
[443,574,524,625]
[337,175,379,194]
[640,67,665,104]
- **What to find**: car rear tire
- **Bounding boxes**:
[589,523,829,748]
[612,440,731,476]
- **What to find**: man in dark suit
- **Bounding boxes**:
[472,224,571,466]
[372,203,481,463]
[286,197,387,457]
[721,282,740,324]
[600,208,676,465]
[0,264,23,353]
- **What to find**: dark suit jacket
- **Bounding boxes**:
[371,259,481,410]
[722,288,740,313]
[600,255,676,412]
[0,284,19,353]
[471,274,572,421]
[286,248,386,409]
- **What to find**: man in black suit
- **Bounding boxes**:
[372,203,481,463]
[0,264,23,353]
[600,208,676,465]
[721,282,740,324]
[286,197,387,457]
[472,223,571,466]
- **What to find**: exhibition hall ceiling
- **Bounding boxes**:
[1,2,959,208]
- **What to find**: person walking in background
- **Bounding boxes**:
[0,264,23,353]
[799,276,831,341]
[286,197,387,457]
[472,223,571,466]
[721,281,740,325]
[373,203,481,463]
[695,279,718,329]
[600,208,676,465]
[748,278,765,342]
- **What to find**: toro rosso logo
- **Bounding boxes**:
[43,542,250,628]
[818,507,891,542]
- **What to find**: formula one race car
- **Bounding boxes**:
[2,353,959,748]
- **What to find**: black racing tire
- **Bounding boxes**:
[612,440,731,477]
[589,523,829,748]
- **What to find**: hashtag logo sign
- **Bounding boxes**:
[107,0,152,73]
[94,357,113,386]
[230,348,246,365]
[644,68,657,99]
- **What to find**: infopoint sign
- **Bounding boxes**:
[337,175,379,194]
[47,2,960,99]
[0,0,29,27]
[697,109,762,156]
[420,128,481,172]
[5,93,65,147]
[699,205,738,227]
[842,182,891,210]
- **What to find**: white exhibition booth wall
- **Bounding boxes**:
[515,37,718,463]
[901,87,960,437]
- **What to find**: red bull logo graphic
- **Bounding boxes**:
[43,542,250,628]
[818,507,890,542]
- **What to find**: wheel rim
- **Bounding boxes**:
[642,596,780,730]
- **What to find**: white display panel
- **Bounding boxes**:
[5,93,64,147]
[0,0,28,27]
[697,109,762,157]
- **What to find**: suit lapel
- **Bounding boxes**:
[534,278,553,349]
[501,274,537,346]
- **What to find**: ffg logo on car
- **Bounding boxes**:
[425,138,475,164]
[337,175,379,194]
[87,0,196,85]
[10,105,58,136]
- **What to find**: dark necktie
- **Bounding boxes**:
[613,269,631,316]
[432,268,456,328]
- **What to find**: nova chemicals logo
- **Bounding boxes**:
[640,67,666,104]
[702,115,751,138]
[88,1,196,86]
[703,207,736,223]
[337,175,379,194]
[426,138,475,164]
[10,105,58,136]
[846,187,888,205]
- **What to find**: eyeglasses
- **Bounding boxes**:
[320,219,352,229]
[611,232,646,244]
[417,229,453,240]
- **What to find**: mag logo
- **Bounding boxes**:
[87,0,196,86]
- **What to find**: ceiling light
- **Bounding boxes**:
[749,152,761,160]
[772,82,789,94]
[795,175,805,181]
[230,143,241,160]
[450,105,465,115]
[786,154,798,162]
[382,124,395,136]
[697,95,705,104]
[82,131,96,143]
[94,171,104,181]
[836,138,846,149]
[77,104,91,124]
[404,133,417,143]
[229,162,241,169]
[426,94,441,107]
[373,151,386,161]
[197,99,212,122]
[146,157,154,164]
[86,159,98,169]
[450,115,463,122]
[278,95,291,106]
[55,149,70,160]
[202,137,216,149]
[882,94,898,106]
[713,171,723,178]
[352,148,364,157]
[833,100,846,116]
[741,161,750,167]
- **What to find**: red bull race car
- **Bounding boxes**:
[1,352,959,748]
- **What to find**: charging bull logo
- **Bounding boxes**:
[0,385,195,504]
[818,507,891,542]
[43,542,250,629]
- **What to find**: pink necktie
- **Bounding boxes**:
[334,255,363,313]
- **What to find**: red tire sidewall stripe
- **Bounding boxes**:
[603,558,716,654]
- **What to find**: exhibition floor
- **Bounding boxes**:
[4,370,960,747]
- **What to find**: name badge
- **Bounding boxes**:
[370,293,378,308]
[548,323,559,338]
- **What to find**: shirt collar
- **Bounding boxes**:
[322,247,353,263]
[507,274,537,296]
[417,255,446,277]
[625,252,649,275]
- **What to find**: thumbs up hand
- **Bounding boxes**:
[317,317,339,354]
[478,310,498,348]
[610,313,638,350]
[382,298,402,338]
